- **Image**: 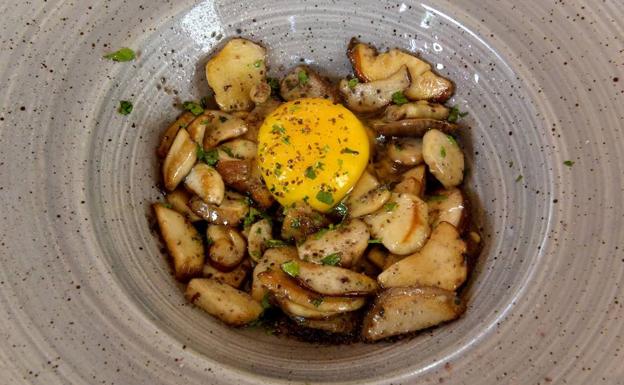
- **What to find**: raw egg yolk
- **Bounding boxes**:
[257,98,370,212]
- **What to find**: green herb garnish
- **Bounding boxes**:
[282,135,291,145]
[348,78,359,89]
[272,124,285,134]
[341,147,359,155]
[333,201,348,218]
[515,175,523,182]
[196,145,219,166]
[182,101,204,116]
[440,146,447,158]
[427,195,447,202]
[281,260,300,277]
[267,78,280,96]
[163,203,173,209]
[243,207,263,227]
[384,202,398,212]
[290,218,301,229]
[118,100,133,115]
[304,166,317,179]
[253,59,264,68]
[447,135,458,146]
[221,146,235,157]
[563,160,575,167]
[298,71,309,85]
[310,297,324,307]
[266,239,288,248]
[448,106,469,123]
[316,190,334,205]
[391,91,408,105]
[103,47,136,62]
[321,253,341,266]
[261,293,272,310]
[368,239,383,244]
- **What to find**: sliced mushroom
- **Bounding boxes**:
[293,259,379,296]
[387,138,424,167]
[215,158,274,209]
[157,112,196,158]
[258,270,366,313]
[280,65,340,102]
[378,222,467,291]
[422,129,465,188]
[206,225,247,271]
[200,111,248,149]
[339,66,411,113]
[165,188,202,222]
[202,259,250,289]
[361,286,464,341]
[393,165,427,198]
[297,219,370,268]
[184,163,225,205]
[205,38,267,112]
[347,170,391,218]
[291,312,359,334]
[372,156,408,184]
[249,81,271,105]
[185,278,263,326]
[366,247,388,270]
[383,101,450,121]
[363,192,430,255]
[369,118,459,137]
[251,246,299,302]
[281,202,330,242]
[247,218,273,262]
[163,128,197,191]
[219,138,257,160]
[427,188,467,231]
[153,204,204,281]
[275,297,341,320]
[188,191,249,226]
[348,38,454,102]
[243,98,281,142]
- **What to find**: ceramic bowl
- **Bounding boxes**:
[0,0,622,384]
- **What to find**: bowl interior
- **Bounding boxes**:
[85,1,552,382]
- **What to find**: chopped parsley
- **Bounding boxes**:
[447,135,458,146]
[348,78,359,89]
[221,146,235,157]
[290,218,301,229]
[298,71,309,85]
[384,202,398,212]
[368,238,383,244]
[515,175,523,182]
[266,239,288,248]
[281,260,300,277]
[321,253,341,266]
[163,202,173,209]
[261,293,272,310]
[182,101,205,116]
[314,161,325,171]
[310,297,324,307]
[304,166,317,179]
[440,146,447,158]
[448,106,469,123]
[253,59,264,68]
[391,91,408,105]
[267,78,280,96]
[103,47,136,62]
[196,145,219,166]
[333,201,348,219]
[316,190,334,205]
[271,124,285,134]
[282,135,291,145]
[563,160,575,167]
[427,195,448,202]
[341,147,359,155]
[118,100,133,115]
[243,207,264,227]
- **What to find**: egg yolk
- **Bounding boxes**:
[257,98,370,212]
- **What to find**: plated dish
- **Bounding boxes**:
[153,37,479,342]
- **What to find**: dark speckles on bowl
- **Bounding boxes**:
[0,0,623,384]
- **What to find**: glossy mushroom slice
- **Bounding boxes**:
[206,225,247,271]
[249,81,271,105]
[202,259,251,289]
[258,270,366,313]
[162,128,197,191]
[184,163,225,205]
[247,218,273,262]
[215,158,274,209]
[363,192,430,255]
[251,246,299,302]
[422,129,465,188]
[281,202,330,242]
[157,112,196,158]
[369,118,458,138]
[188,191,249,226]
[383,101,450,121]
[292,259,379,296]
[393,165,427,198]
[361,286,464,341]
[427,188,467,231]
[297,219,370,268]
[339,66,411,113]
[153,204,204,281]
[185,278,263,326]
[378,222,468,291]
[348,38,454,102]
[219,138,257,160]
[280,65,340,102]
[387,138,424,167]
[199,111,249,149]
[276,297,341,320]
[291,312,359,334]
[205,38,267,112]
[165,188,202,222]
[347,170,391,218]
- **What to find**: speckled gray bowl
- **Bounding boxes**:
[1,1,623,384]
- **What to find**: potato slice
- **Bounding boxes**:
[258,270,366,313]
[378,222,467,291]
[162,128,197,191]
[165,188,202,222]
[427,188,467,230]
[422,129,464,188]
[220,138,257,160]
[185,278,262,326]
[251,246,299,302]
[184,163,225,205]
[387,138,424,167]
[369,118,458,137]
[206,225,247,271]
[291,312,359,334]
[280,65,340,102]
[205,38,267,112]
[383,101,450,121]
[157,112,196,158]
[202,259,250,288]
[363,192,430,255]
[347,171,391,218]
[153,204,204,281]
[297,219,370,268]
[294,259,379,296]
[393,165,427,198]
[215,158,274,209]
[247,218,272,262]
[339,66,410,113]
[188,191,249,226]
[276,297,341,320]
[281,202,330,242]
[348,39,454,102]
[361,286,464,341]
